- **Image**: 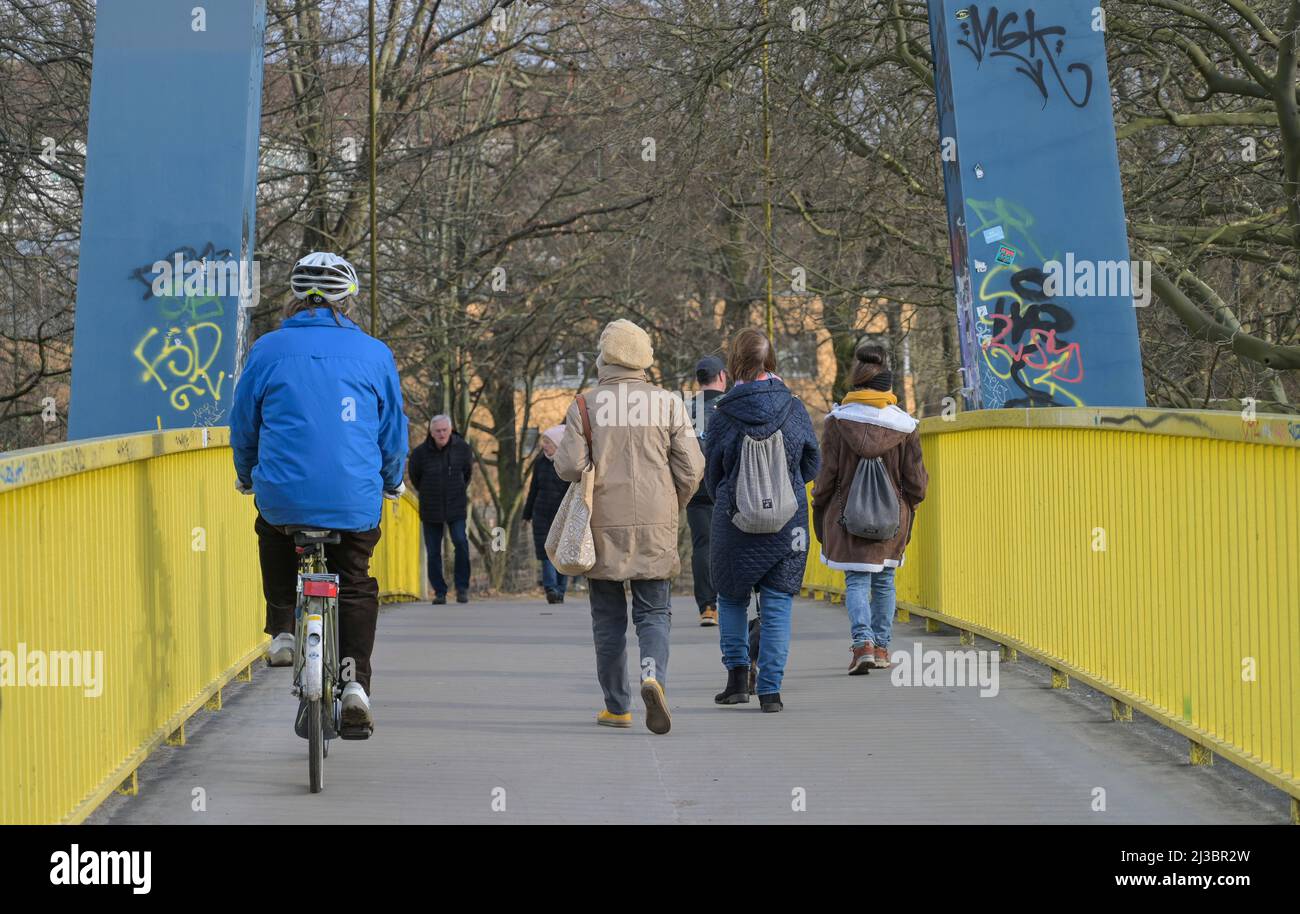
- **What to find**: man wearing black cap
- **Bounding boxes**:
[685,355,727,625]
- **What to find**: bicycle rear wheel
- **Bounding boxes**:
[308,697,324,793]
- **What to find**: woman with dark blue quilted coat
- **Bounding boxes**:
[704,329,820,712]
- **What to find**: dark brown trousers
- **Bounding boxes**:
[255,514,383,692]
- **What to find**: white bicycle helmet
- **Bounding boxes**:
[290,252,359,302]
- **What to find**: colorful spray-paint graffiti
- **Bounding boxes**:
[966,197,1083,407]
[131,317,227,418]
[128,246,235,425]
[978,268,1084,407]
[67,1,266,439]
[929,1,1145,409]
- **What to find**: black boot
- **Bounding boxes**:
[759,693,783,713]
[714,667,751,704]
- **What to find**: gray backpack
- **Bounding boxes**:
[732,425,797,534]
[840,456,900,541]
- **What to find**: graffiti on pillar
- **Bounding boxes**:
[930,0,1144,410]
[956,4,1094,108]
[129,242,235,300]
[978,268,1084,407]
[966,196,1085,407]
[66,1,266,440]
[127,244,238,425]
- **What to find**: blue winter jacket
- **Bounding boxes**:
[229,309,409,532]
[704,378,820,599]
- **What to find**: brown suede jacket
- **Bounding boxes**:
[812,401,928,572]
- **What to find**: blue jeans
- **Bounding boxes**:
[845,568,896,647]
[718,586,792,696]
[424,518,470,595]
[540,556,568,594]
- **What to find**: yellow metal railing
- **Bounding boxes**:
[0,428,423,824]
[803,407,1300,815]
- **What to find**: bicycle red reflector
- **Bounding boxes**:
[303,580,338,597]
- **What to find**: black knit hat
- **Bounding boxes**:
[867,369,893,392]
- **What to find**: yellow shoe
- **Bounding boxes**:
[596,710,632,728]
[640,677,671,735]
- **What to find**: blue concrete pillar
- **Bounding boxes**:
[68,1,267,438]
[929,2,1146,408]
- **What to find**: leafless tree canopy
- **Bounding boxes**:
[3,0,1298,585]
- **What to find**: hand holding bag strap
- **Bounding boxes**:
[576,394,594,469]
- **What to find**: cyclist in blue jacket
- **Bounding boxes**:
[230,252,408,736]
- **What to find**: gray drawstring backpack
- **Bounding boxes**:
[731,403,797,534]
[840,456,900,541]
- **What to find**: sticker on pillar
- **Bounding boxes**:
[955,7,970,19]
[982,226,1005,244]
[995,245,1018,266]
[974,259,988,273]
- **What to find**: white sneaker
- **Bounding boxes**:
[341,682,373,735]
[267,632,295,667]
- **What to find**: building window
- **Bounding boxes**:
[550,351,589,387]
[777,333,819,379]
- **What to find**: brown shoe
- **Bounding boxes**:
[849,642,873,675]
[700,606,718,626]
[640,678,671,735]
[873,645,891,669]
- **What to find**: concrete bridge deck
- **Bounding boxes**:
[89,596,1286,825]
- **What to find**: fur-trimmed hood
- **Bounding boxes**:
[812,401,928,574]
[824,402,917,460]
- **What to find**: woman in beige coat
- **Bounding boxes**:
[554,319,705,735]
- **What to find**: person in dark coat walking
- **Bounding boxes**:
[704,329,820,712]
[409,414,474,603]
[685,355,727,626]
[523,425,571,603]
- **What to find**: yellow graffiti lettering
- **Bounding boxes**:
[1029,375,1084,407]
[131,321,226,412]
[978,265,1017,379]
[978,263,1021,307]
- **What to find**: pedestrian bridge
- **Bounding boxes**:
[1,408,1296,823]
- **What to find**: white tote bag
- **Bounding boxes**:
[545,395,596,575]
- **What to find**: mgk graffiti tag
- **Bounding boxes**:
[957,4,1094,108]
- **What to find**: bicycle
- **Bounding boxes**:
[288,528,345,794]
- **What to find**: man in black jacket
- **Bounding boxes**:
[686,355,727,626]
[409,415,474,603]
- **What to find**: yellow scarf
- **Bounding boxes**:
[842,389,898,408]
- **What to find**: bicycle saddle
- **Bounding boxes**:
[286,527,342,546]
